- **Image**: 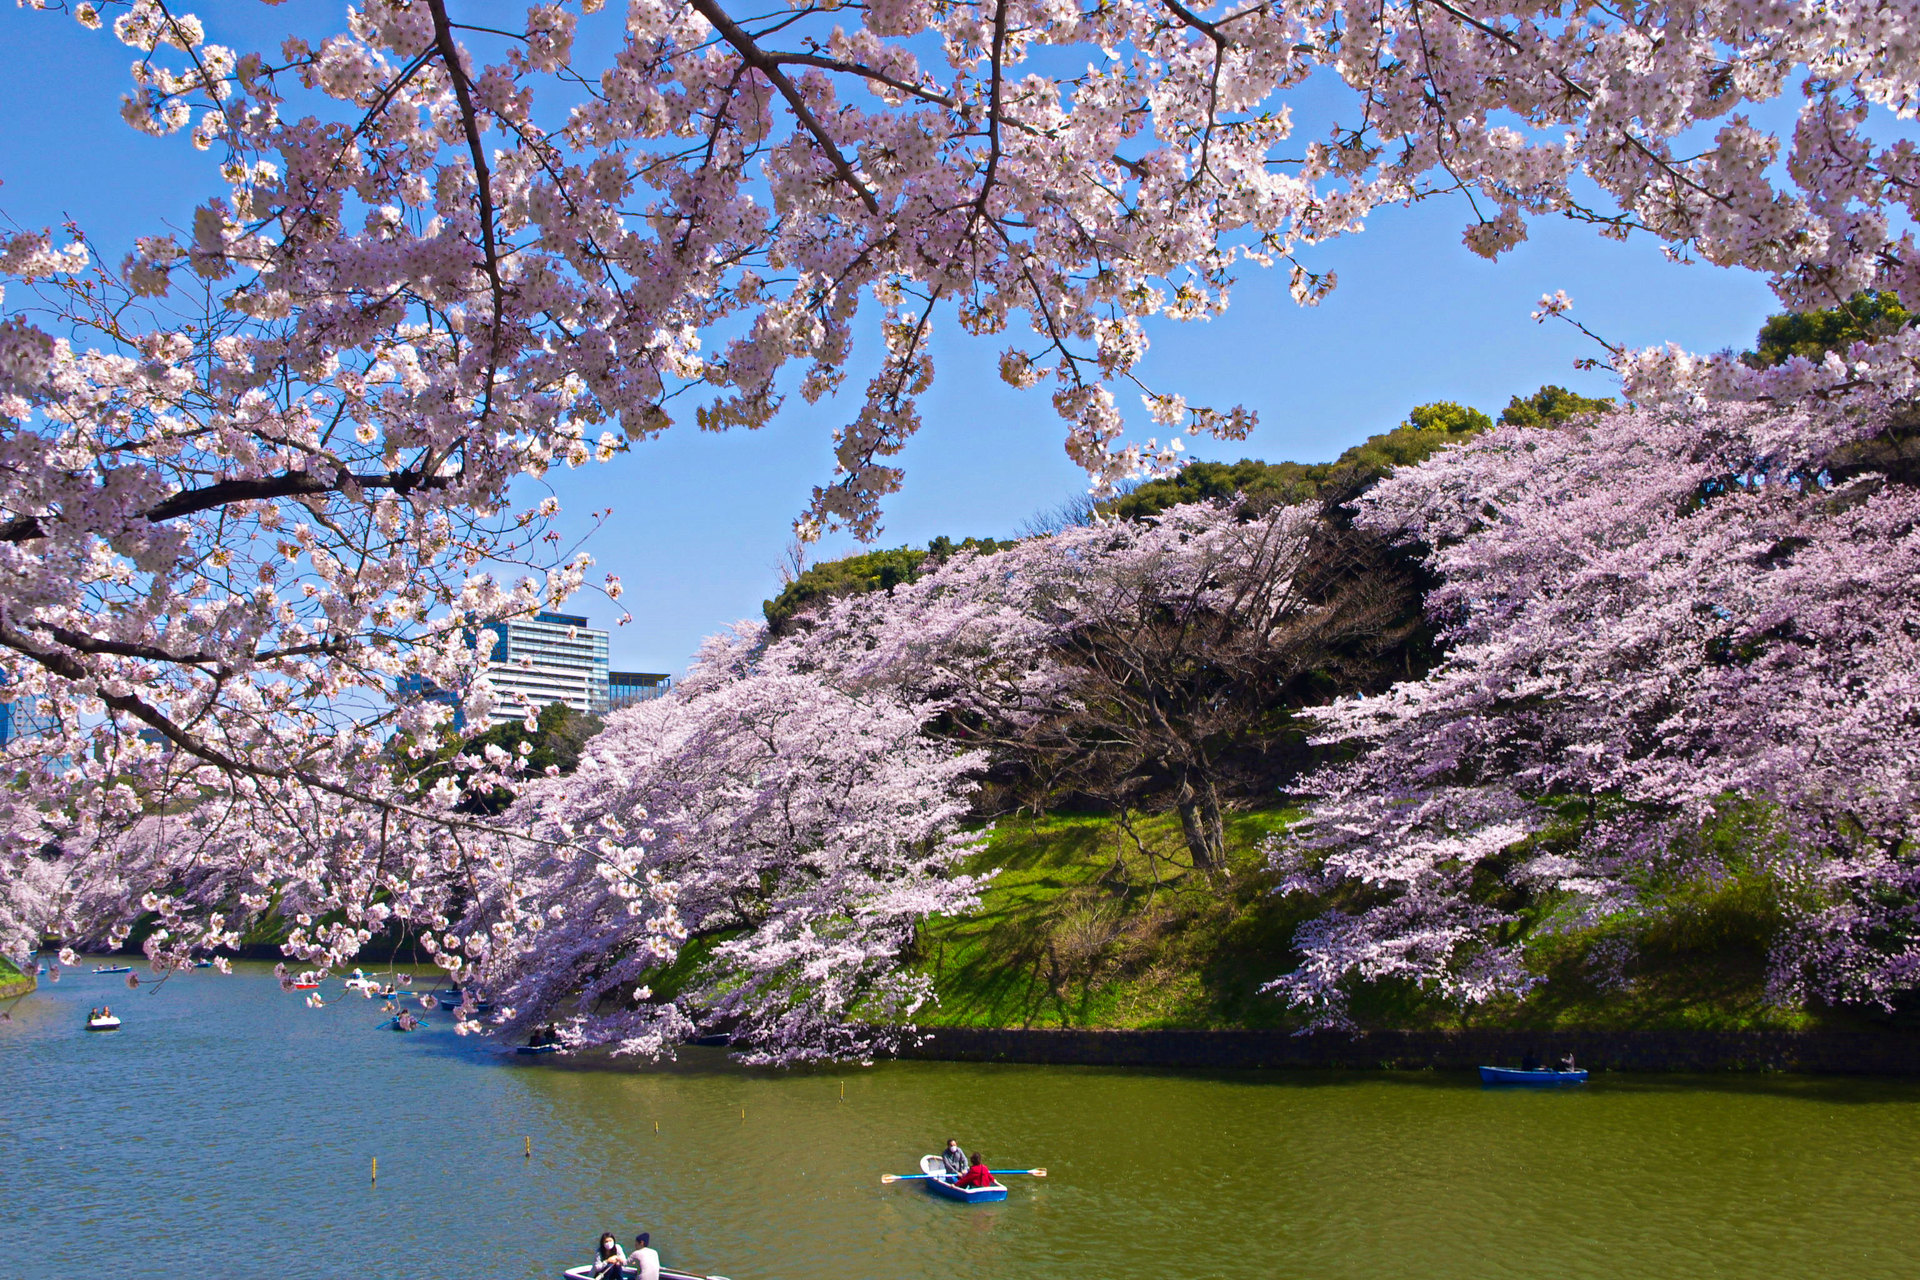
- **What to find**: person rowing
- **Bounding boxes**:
[955,1152,995,1190]
[939,1138,968,1178]
[627,1232,660,1280]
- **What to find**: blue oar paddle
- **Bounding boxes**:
[881,1168,1046,1183]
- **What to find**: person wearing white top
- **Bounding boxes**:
[629,1232,661,1280]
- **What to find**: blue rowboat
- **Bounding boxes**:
[1479,1065,1588,1086]
[516,1042,559,1055]
[917,1155,1007,1203]
[92,965,132,975]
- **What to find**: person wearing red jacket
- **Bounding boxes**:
[955,1154,995,1189]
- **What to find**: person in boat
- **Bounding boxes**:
[1560,1051,1577,1071]
[955,1153,995,1189]
[1520,1049,1543,1071]
[628,1232,660,1280]
[590,1233,626,1279]
[940,1138,968,1178]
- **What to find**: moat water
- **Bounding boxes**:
[5,961,1920,1279]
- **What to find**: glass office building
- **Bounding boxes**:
[0,691,56,748]
[480,611,612,716]
[608,670,673,710]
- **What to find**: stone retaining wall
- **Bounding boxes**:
[0,973,35,1001]
[897,1026,1920,1075]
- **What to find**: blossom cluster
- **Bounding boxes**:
[1269,401,1920,1023]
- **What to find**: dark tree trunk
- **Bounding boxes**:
[1175,770,1226,871]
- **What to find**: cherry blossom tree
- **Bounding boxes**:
[4,0,1920,1022]
[458,625,990,1064]
[786,498,1409,871]
[1268,401,1920,1024]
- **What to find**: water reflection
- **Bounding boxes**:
[4,963,1920,1279]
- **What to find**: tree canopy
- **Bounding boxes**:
[10,0,1920,1059]
[1745,292,1917,369]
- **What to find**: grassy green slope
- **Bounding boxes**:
[915,810,1848,1034]
[0,954,32,996]
[918,809,1307,1030]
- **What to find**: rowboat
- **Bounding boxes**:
[1479,1065,1588,1086]
[516,1042,560,1055]
[561,1265,729,1280]
[426,987,493,1012]
[86,1014,121,1031]
[917,1154,1007,1203]
[92,965,131,975]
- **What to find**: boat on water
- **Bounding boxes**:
[92,965,131,975]
[917,1154,1007,1203]
[516,1042,560,1055]
[86,1014,121,1031]
[561,1266,728,1280]
[1479,1065,1589,1087]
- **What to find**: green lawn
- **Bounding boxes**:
[916,808,1312,1029]
[912,807,1857,1034]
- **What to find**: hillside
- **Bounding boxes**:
[913,809,1861,1035]
[0,955,35,1000]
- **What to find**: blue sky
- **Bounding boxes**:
[0,3,1787,673]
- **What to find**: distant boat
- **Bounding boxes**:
[192,959,213,969]
[1479,1065,1589,1087]
[427,988,492,1013]
[92,965,131,975]
[916,1154,1008,1203]
[86,1013,121,1031]
[515,1042,560,1056]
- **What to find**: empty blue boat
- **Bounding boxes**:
[918,1155,1007,1203]
[1479,1065,1588,1086]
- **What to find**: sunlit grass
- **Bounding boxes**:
[914,804,1862,1034]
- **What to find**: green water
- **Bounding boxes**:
[4,962,1919,1279]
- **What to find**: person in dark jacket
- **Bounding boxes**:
[940,1138,968,1177]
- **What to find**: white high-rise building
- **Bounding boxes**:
[480,611,611,716]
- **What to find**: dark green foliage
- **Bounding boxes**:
[1497,384,1615,427]
[762,537,1008,634]
[464,700,602,779]
[1112,397,1518,520]
[1745,290,1916,368]
[391,701,604,816]
[1108,459,1328,519]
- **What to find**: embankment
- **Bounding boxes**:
[0,956,36,1000]
[898,1025,1920,1075]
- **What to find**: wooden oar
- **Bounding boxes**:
[881,1168,1047,1183]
